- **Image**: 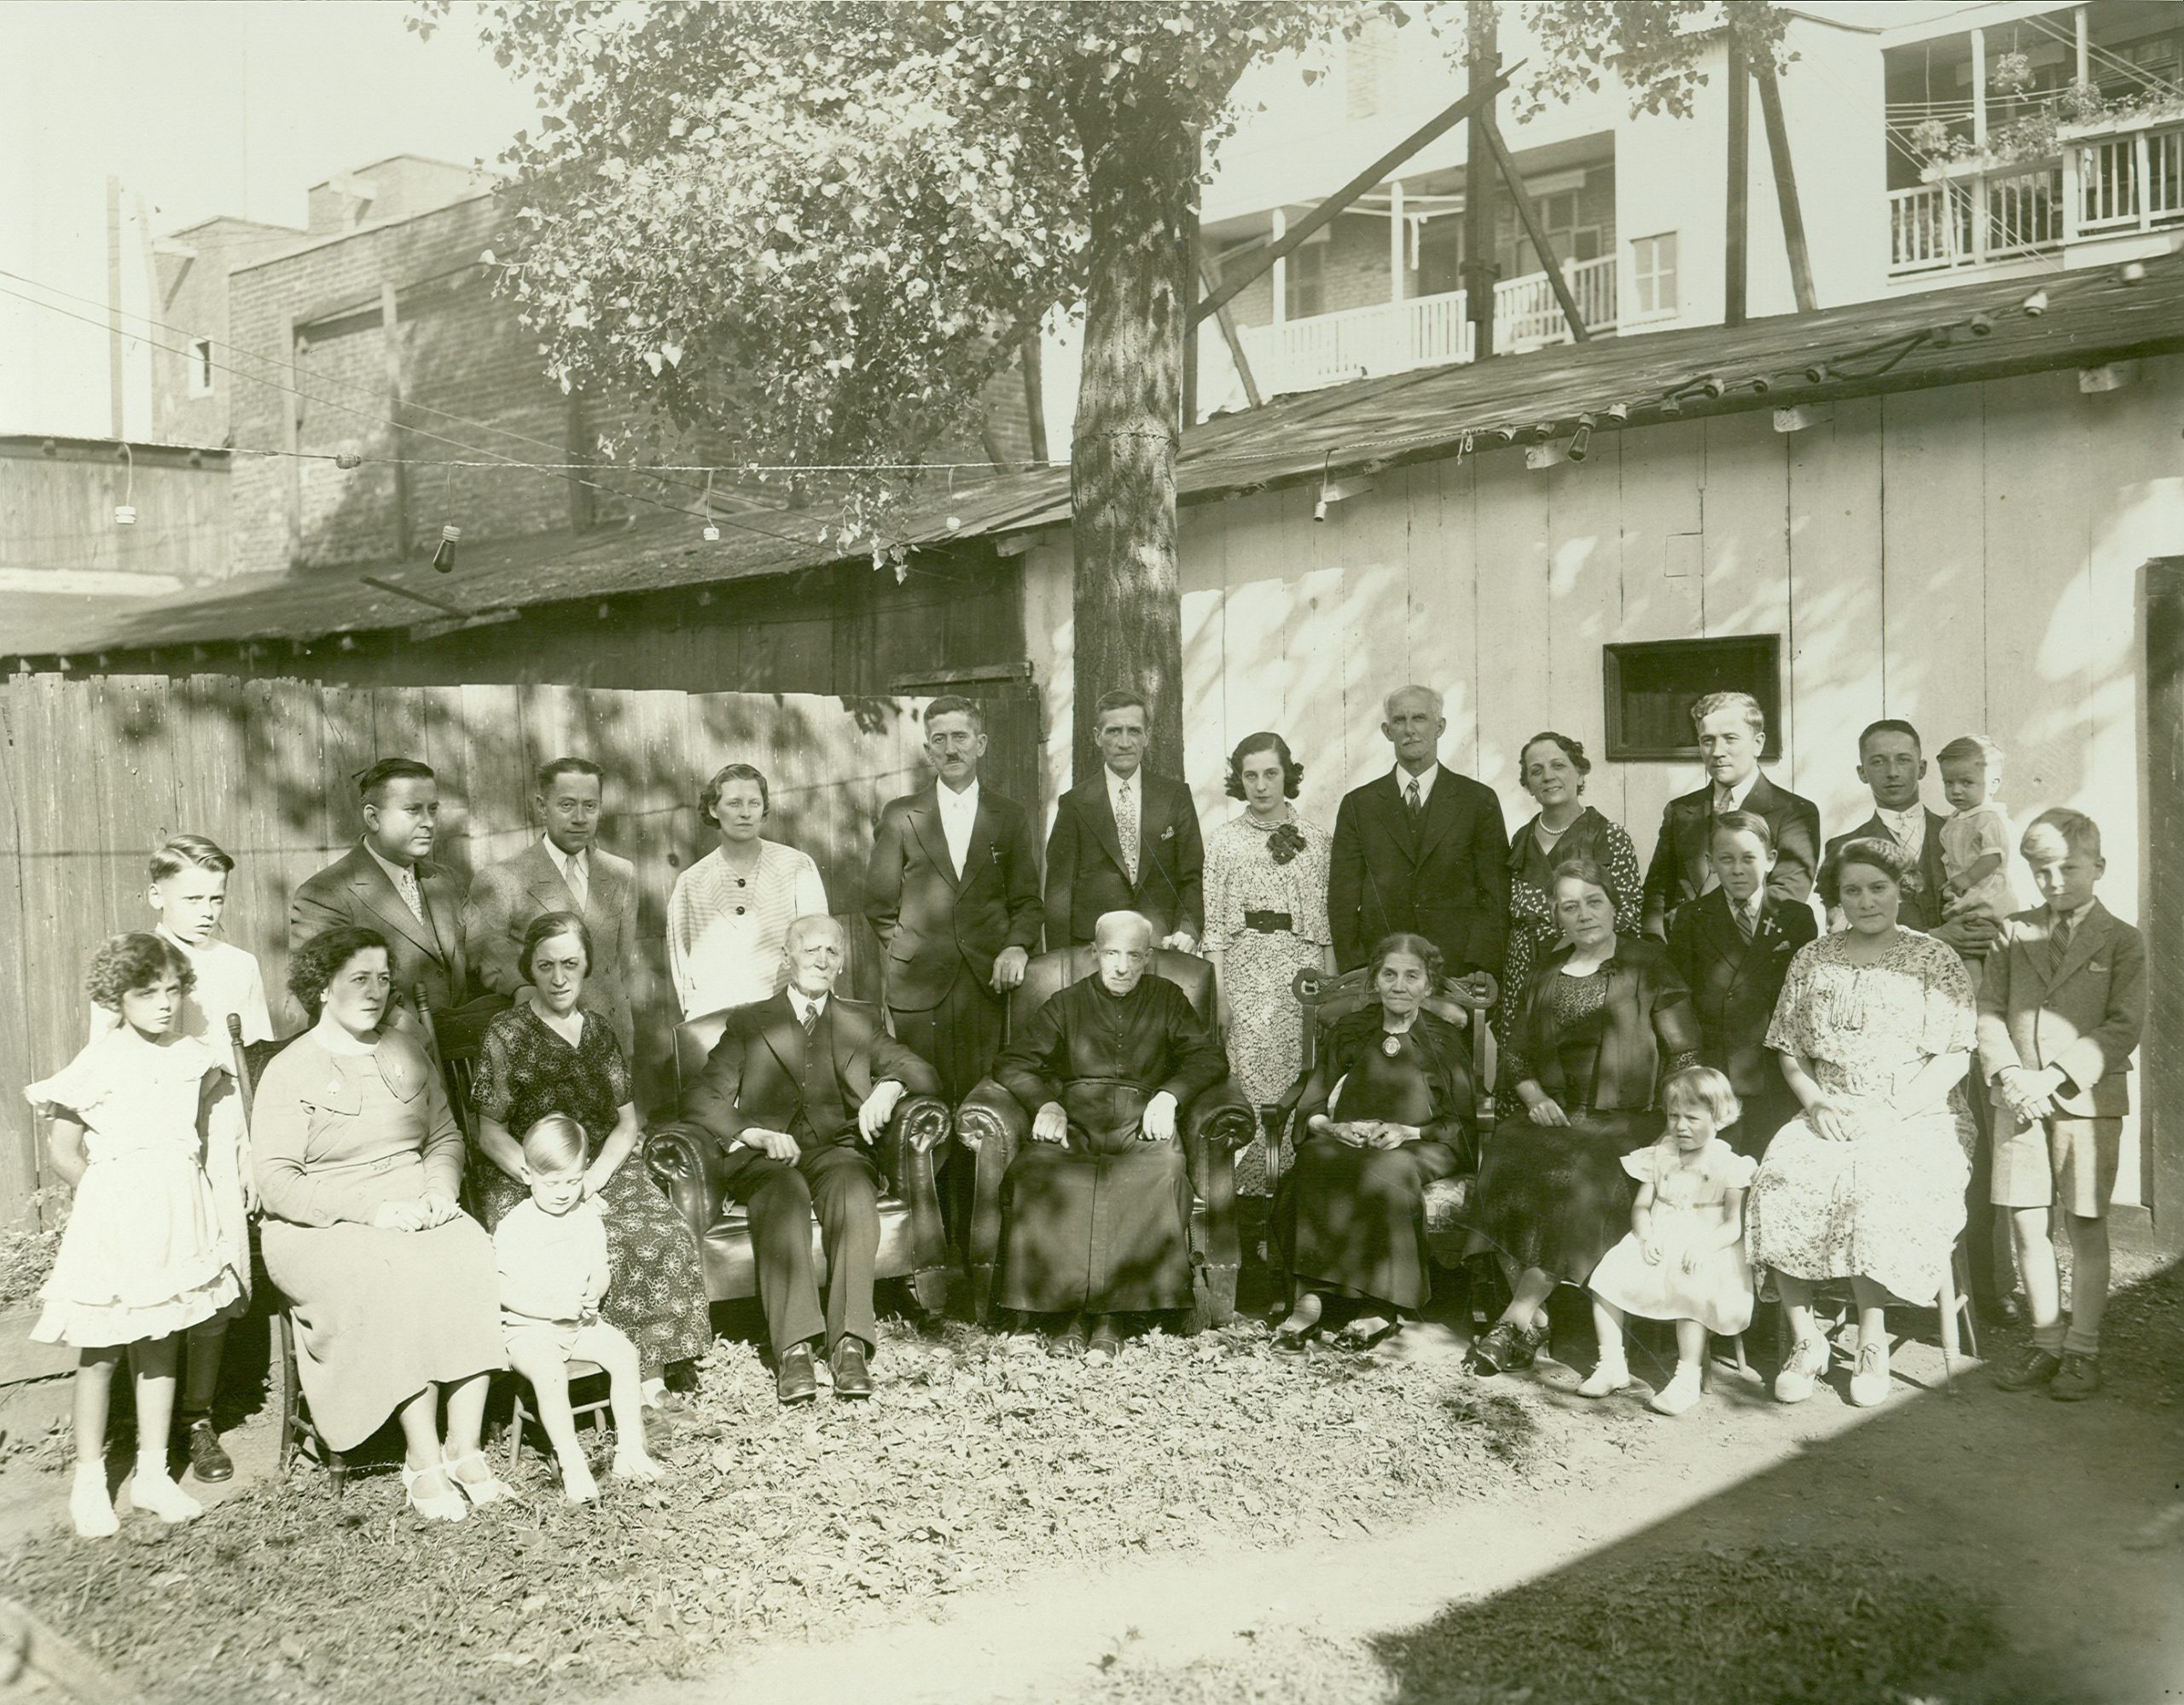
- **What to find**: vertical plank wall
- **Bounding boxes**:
[0,676,947,1227]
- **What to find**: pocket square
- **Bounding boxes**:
[1159,825,1175,841]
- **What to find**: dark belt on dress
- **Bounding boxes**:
[1242,909,1293,933]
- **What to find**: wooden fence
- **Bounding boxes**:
[0,672,1037,1228]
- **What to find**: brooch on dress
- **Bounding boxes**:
[1381,1034,1403,1058]
[1269,822,1306,866]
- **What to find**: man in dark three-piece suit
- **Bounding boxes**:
[1640,691,1821,940]
[682,914,940,1403]
[289,757,469,1024]
[1043,689,1205,952]
[865,695,1044,1105]
[1327,684,1509,979]
[463,756,642,1061]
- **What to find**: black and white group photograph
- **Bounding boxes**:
[1,1,2180,1700]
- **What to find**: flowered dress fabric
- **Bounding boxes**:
[1201,810,1332,1196]
[1589,1138,1757,1336]
[1495,812,1642,1050]
[25,1031,243,1348]
[470,1006,712,1377]
[1746,930,1976,1307]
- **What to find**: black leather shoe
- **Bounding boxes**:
[184,1418,234,1483]
[775,1342,820,1405]
[830,1338,874,1399]
[1051,1314,1089,1359]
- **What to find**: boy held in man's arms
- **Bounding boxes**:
[1977,809,2146,1401]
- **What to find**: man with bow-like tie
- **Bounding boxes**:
[289,757,469,1029]
[1043,689,1205,954]
[681,914,943,1403]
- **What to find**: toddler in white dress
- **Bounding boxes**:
[1583,1068,1756,1417]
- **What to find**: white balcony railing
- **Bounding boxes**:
[1234,255,1618,398]
[1887,114,2184,276]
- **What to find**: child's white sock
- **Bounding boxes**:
[69,1464,118,1539]
[130,1458,204,1523]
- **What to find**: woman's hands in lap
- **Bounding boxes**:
[371,1192,463,1232]
[1525,1095,1571,1128]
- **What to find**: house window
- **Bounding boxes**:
[1603,635,1783,762]
[1418,217,1464,297]
[1285,230,1327,320]
[1630,232,1679,317]
[187,338,214,397]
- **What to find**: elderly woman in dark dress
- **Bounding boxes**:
[1464,858,1700,1375]
[1273,932,1473,1352]
[471,913,712,1406]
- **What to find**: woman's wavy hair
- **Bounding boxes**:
[1223,731,1304,800]
[86,931,195,1012]
[1821,835,1912,903]
[699,762,770,821]
[520,910,593,983]
[1518,731,1591,793]
[1548,855,1622,915]
[287,925,390,1018]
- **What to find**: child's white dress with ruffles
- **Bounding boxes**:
[1589,1138,1756,1336]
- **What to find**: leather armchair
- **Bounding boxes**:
[643,1010,955,1314]
[956,948,1256,1328]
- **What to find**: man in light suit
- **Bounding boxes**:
[1327,684,1508,982]
[1043,690,1204,953]
[1640,691,1820,940]
[1821,719,1996,953]
[465,757,642,1060]
[290,757,468,1025]
[681,915,942,1403]
[1978,809,2146,1400]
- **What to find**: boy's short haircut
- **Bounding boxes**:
[1856,718,1922,757]
[1661,1064,1743,1131]
[1935,734,2003,770]
[2023,807,2102,861]
[1708,809,1775,853]
[520,1112,589,1174]
[148,834,234,883]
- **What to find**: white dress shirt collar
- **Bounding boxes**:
[787,985,828,1025]
[1106,764,1141,809]
[1393,763,1438,806]
[363,840,420,890]
[543,837,589,885]
[1873,803,1926,852]
[1712,769,1758,812]
[936,778,979,874]
[2051,897,2097,932]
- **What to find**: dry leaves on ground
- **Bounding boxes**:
[0,1316,1552,1705]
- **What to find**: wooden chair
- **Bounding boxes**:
[954,948,1257,1327]
[410,987,508,1140]
[1283,964,1496,1267]
[641,1011,955,1313]
[227,1017,347,1493]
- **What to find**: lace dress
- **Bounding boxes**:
[1746,930,1976,1306]
[471,1006,712,1377]
[1201,810,1331,1195]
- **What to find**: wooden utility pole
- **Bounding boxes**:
[1195,246,1263,409]
[1483,118,1589,342]
[1725,29,1751,328]
[1754,63,1817,314]
[1464,2,1500,358]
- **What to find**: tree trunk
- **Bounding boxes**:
[1067,103,1195,786]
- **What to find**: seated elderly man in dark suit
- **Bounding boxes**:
[991,910,1228,1365]
[1641,691,1821,940]
[681,914,940,1404]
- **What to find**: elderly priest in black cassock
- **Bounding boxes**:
[993,911,1228,1362]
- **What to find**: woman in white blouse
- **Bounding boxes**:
[666,763,828,1021]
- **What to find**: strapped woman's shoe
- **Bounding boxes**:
[1332,1316,1402,1354]
[443,1447,515,1507]
[402,1460,469,1522]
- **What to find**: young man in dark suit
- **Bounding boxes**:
[1327,684,1508,985]
[289,757,469,1026]
[1665,811,1816,1157]
[1640,691,1820,940]
[1043,690,1204,952]
[1821,719,1998,953]
[681,915,941,1403]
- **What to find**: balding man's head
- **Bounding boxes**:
[782,913,846,996]
[1092,910,1155,995]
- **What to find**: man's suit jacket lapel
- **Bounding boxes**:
[346,846,442,962]
[520,840,577,913]
[1415,765,1461,864]
[962,793,999,892]
[1082,775,1130,882]
[589,852,633,946]
[1676,792,1711,897]
[757,992,807,1085]
[1696,890,1747,986]
[1378,771,1424,863]
[909,789,962,892]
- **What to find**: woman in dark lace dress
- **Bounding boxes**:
[471,913,712,1404]
[1462,859,1700,1376]
[1272,932,1473,1352]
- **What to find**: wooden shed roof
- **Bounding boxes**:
[16,250,2184,664]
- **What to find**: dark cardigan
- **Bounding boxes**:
[1509,934,1699,1113]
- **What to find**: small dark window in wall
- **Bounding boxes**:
[1603,635,1783,762]
[188,338,215,397]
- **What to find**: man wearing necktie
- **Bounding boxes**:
[465,757,642,1063]
[1640,692,1821,942]
[290,757,470,1029]
[1821,719,1996,955]
[681,915,942,1403]
[1326,684,1508,988]
[1043,690,1205,953]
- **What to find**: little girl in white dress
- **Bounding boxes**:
[1582,1067,1756,1417]
[26,934,244,1537]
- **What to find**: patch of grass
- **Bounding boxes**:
[0,1315,1552,1705]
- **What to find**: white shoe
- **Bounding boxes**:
[1848,1340,1891,1407]
[1577,1355,1632,1398]
[128,1467,204,1524]
[1774,1335,1831,1404]
[560,1456,601,1505]
[69,1466,118,1539]
[401,1460,468,1522]
[613,1449,665,1482]
[1649,1364,1704,1417]
[443,1447,515,1507]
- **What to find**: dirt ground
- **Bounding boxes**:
[618,1235,2184,1705]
